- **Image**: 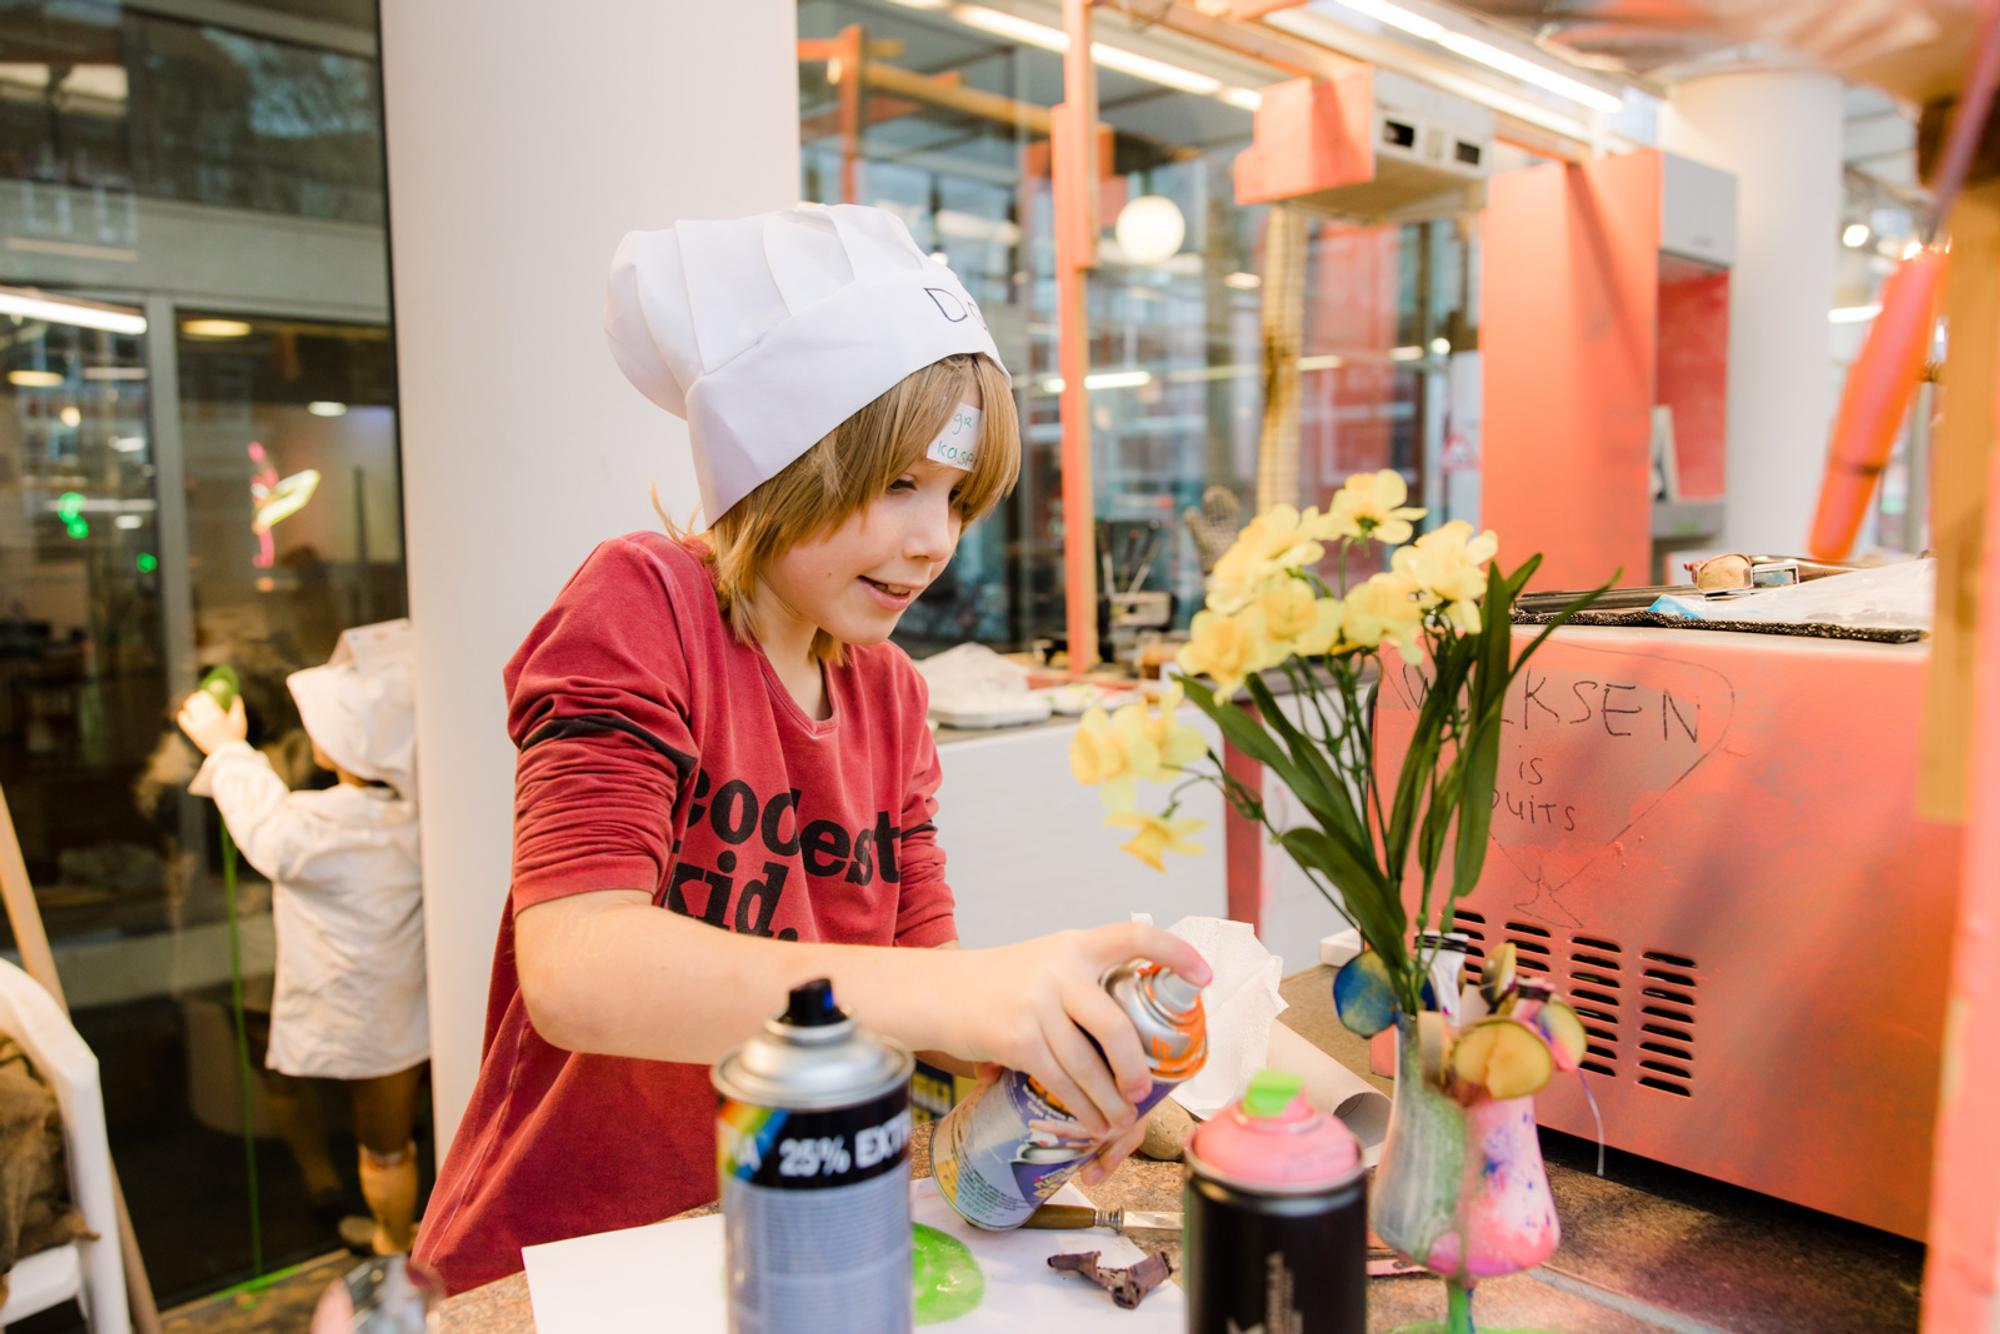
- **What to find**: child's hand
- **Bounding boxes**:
[177,690,247,755]
[943,923,1211,1143]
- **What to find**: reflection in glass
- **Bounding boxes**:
[0,1,386,224]
[797,0,1474,661]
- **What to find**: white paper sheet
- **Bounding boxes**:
[1266,1021,1393,1167]
[522,1178,1184,1333]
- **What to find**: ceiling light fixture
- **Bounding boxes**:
[953,5,1245,109]
[0,287,147,336]
[1842,222,1871,248]
[182,318,253,338]
[1114,195,1187,266]
[1329,0,1623,114]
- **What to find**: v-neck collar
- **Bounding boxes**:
[753,642,841,738]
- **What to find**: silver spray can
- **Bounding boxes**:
[713,978,916,1334]
[931,960,1206,1230]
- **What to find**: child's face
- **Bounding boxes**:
[760,454,967,647]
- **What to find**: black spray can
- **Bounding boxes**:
[1183,1068,1367,1333]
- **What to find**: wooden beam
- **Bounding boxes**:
[864,62,1055,137]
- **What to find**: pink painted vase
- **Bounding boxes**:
[1371,1015,1560,1332]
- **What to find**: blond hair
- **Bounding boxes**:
[660,353,1019,663]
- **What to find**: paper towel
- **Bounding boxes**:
[1131,914,1286,1120]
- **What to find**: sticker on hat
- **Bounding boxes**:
[927,403,981,472]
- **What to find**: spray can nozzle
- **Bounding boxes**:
[782,978,847,1028]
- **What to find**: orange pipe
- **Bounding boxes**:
[1808,248,1947,560]
[1054,0,1101,674]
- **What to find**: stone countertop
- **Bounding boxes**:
[437,968,1925,1332]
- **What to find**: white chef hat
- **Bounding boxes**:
[604,203,1009,521]
[286,618,417,798]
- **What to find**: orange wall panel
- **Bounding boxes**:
[1482,151,1660,589]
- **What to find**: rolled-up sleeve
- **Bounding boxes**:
[892,671,956,947]
[505,539,700,912]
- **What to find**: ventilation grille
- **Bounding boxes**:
[1451,910,1696,1098]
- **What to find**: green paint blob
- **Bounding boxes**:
[912,1223,984,1325]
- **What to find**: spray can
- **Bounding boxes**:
[712,979,916,1334]
[1183,1068,1367,1334]
[931,960,1206,1230]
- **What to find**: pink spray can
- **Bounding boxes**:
[1183,1069,1366,1333]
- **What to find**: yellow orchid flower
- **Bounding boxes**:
[1068,707,1138,811]
[1177,606,1274,697]
[1206,506,1325,613]
[1324,470,1426,546]
[1257,576,1320,643]
[1339,571,1426,657]
[1391,519,1499,608]
[1106,810,1207,872]
[1116,683,1208,781]
[1293,595,1346,656]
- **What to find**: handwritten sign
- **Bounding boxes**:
[1379,644,1735,923]
[927,403,982,472]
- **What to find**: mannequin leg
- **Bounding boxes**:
[350,1062,425,1255]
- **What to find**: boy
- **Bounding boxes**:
[416,205,1209,1293]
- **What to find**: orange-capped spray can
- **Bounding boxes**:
[931,960,1206,1230]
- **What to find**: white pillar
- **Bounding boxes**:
[1661,69,1845,553]
[379,0,800,1149]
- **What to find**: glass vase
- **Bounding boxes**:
[1371,1014,1561,1333]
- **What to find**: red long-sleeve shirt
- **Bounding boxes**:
[415,533,956,1294]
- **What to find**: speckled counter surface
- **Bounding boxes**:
[436,969,1925,1332]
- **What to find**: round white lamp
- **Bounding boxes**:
[1115,194,1186,266]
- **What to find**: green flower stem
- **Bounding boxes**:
[1447,1277,1475,1334]
[1197,755,1366,939]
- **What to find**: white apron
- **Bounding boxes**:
[193,742,428,1080]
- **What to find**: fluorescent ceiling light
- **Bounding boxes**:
[1298,354,1345,371]
[307,401,348,417]
[112,436,146,452]
[1039,369,1155,393]
[1333,0,1442,41]
[0,287,147,336]
[115,514,144,530]
[1093,44,1220,94]
[7,369,63,388]
[1436,32,1622,113]
[1329,0,1622,114]
[182,318,252,338]
[1829,304,1882,324]
[954,5,1234,103]
[83,366,147,381]
[1220,87,1263,112]
[1389,345,1425,361]
[956,5,1065,51]
[1224,272,1262,290]
[883,0,948,8]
